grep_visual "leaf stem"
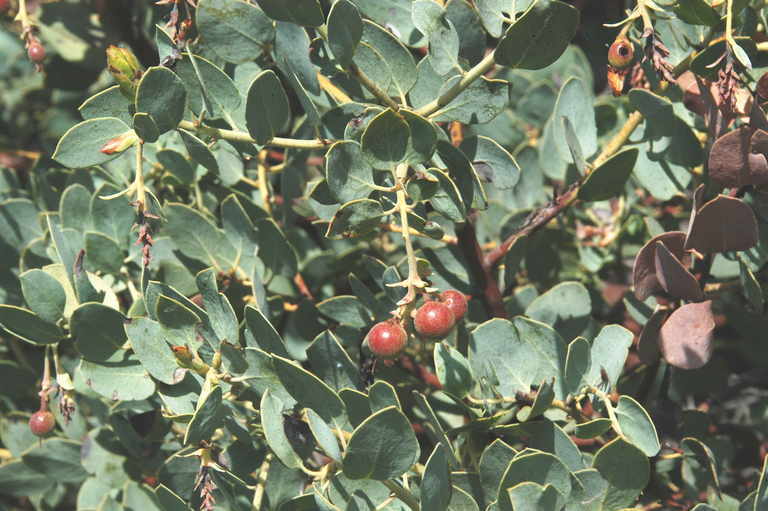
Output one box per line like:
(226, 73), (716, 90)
(177, 120), (333, 150)
(381, 480), (419, 511)
(589, 386), (624, 437)
(591, 111), (643, 168)
(134, 141), (146, 213)
(349, 63), (402, 112)
(391, 163), (426, 306)
(250, 453), (272, 510)
(257, 150), (273, 216)
(415, 50), (496, 117)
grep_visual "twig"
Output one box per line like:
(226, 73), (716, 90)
(257, 150), (272, 216)
(177, 120), (333, 150)
(348, 64), (401, 112)
(381, 480), (419, 511)
(389, 163), (427, 306)
(456, 220), (506, 317)
(250, 454), (272, 510)
(379, 222), (458, 245)
(415, 51), (496, 117)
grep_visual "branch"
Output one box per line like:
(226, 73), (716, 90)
(349, 63), (402, 112)
(415, 51), (497, 117)
(176, 120), (333, 150)
(381, 480), (419, 511)
(456, 220), (507, 318)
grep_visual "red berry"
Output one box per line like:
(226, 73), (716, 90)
(413, 301), (455, 338)
(0, 0), (9, 13)
(366, 320), (407, 358)
(27, 41), (45, 63)
(440, 290), (468, 320)
(607, 38), (634, 69)
(29, 410), (55, 437)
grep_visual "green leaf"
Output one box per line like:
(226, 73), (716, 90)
(459, 136), (519, 191)
(133, 113), (159, 144)
(574, 418), (613, 439)
(506, 482), (562, 511)
(156, 294), (201, 345)
(361, 109), (410, 166)
(614, 396), (661, 457)
(78, 355), (156, 401)
(564, 337), (591, 397)
(174, 53), (241, 120)
(434, 342), (473, 398)
(578, 148), (638, 202)
(412, 1), (460, 75)
(479, 439), (518, 506)
(739, 255), (765, 313)
(307, 409), (342, 461)
(21, 438), (88, 484)
(353, 0), (424, 46)
(342, 405), (420, 480)
(368, 380), (401, 412)
(325, 141), (376, 203)
(497, 451), (571, 510)
(340, 388), (372, 428)
(430, 74), (510, 124)
(0, 461), (52, 497)
(256, 218), (298, 279)
(124, 317), (180, 384)
(327, 0), (363, 67)
(422, 444), (452, 511)
(79, 85), (132, 124)
(164, 203), (236, 270)
(60, 183), (92, 232)
(52, 117), (133, 168)
(84, 232), (123, 274)
(255, 0), (324, 26)
(260, 389), (302, 468)
(629, 89), (676, 137)
(586, 324), (633, 389)
(518, 379), (554, 422)
(525, 281), (592, 342)
(272, 354), (346, 421)
(184, 386), (227, 445)
(71, 302), (126, 362)
(307, 330), (360, 391)
(495, 420), (585, 472)
(196, 268), (239, 347)
(197, 0), (274, 63)
(0, 305), (62, 345)
(245, 70), (290, 145)
(681, 437), (722, 499)
(674, 0), (721, 26)
(19, 269), (67, 324)
(154, 484), (187, 511)
(550, 77), (597, 163)
(157, 149), (196, 185)
(495, 0), (579, 70)
(355, 20), (418, 98)
(317, 295), (371, 328)
(326, 199), (385, 239)
(136, 66), (187, 134)
(592, 437), (649, 508)
(178, 129), (219, 173)
(245, 305), (289, 357)
(469, 317), (567, 400)
(90, 183), (134, 245)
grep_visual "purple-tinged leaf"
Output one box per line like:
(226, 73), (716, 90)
(659, 301), (715, 369)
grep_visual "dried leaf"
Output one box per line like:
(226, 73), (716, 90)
(659, 301), (715, 369)
(708, 127), (768, 187)
(632, 231), (687, 301)
(653, 242), (703, 302)
(685, 195), (758, 253)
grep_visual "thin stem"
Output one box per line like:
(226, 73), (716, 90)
(251, 454), (272, 510)
(589, 386), (624, 437)
(391, 163), (426, 306)
(591, 111), (643, 168)
(381, 480), (419, 511)
(134, 142), (145, 213)
(415, 51), (496, 117)
(380, 222), (458, 245)
(349, 63), (401, 112)
(177, 120), (333, 150)
(257, 150), (273, 216)
(725, 0), (734, 46)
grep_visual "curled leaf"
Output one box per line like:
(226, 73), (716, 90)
(659, 301), (715, 369)
(653, 242), (703, 302)
(708, 126), (768, 188)
(632, 231), (687, 301)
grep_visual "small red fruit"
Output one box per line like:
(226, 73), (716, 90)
(607, 37), (634, 69)
(0, 0), (10, 13)
(440, 290), (468, 320)
(366, 320), (407, 358)
(414, 301), (455, 338)
(27, 41), (45, 63)
(29, 410), (55, 437)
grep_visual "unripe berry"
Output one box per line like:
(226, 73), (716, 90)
(607, 37), (634, 69)
(29, 410), (55, 437)
(27, 41), (45, 63)
(366, 320), (407, 358)
(413, 301), (455, 338)
(440, 290), (468, 320)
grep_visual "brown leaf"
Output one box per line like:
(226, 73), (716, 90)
(659, 301), (715, 370)
(632, 231), (687, 301)
(708, 127), (768, 188)
(685, 195), (758, 253)
(638, 307), (668, 365)
(653, 242), (703, 302)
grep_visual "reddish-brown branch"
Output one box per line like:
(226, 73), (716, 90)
(456, 219), (507, 318)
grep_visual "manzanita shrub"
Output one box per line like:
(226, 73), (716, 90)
(1, 0), (768, 509)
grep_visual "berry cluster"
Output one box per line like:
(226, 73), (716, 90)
(364, 290), (468, 359)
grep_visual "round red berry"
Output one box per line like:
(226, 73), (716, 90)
(366, 320), (407, 358)
(607, 38), (634, 69)
(413, 301), (455, 338)
(27, 41), (45, 63)
(29, 410), (55, 437)
(440, 290), (468, 320)
(0, 0), (9, 13)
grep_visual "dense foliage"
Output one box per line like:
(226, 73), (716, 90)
(1, 0), (768, 509)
